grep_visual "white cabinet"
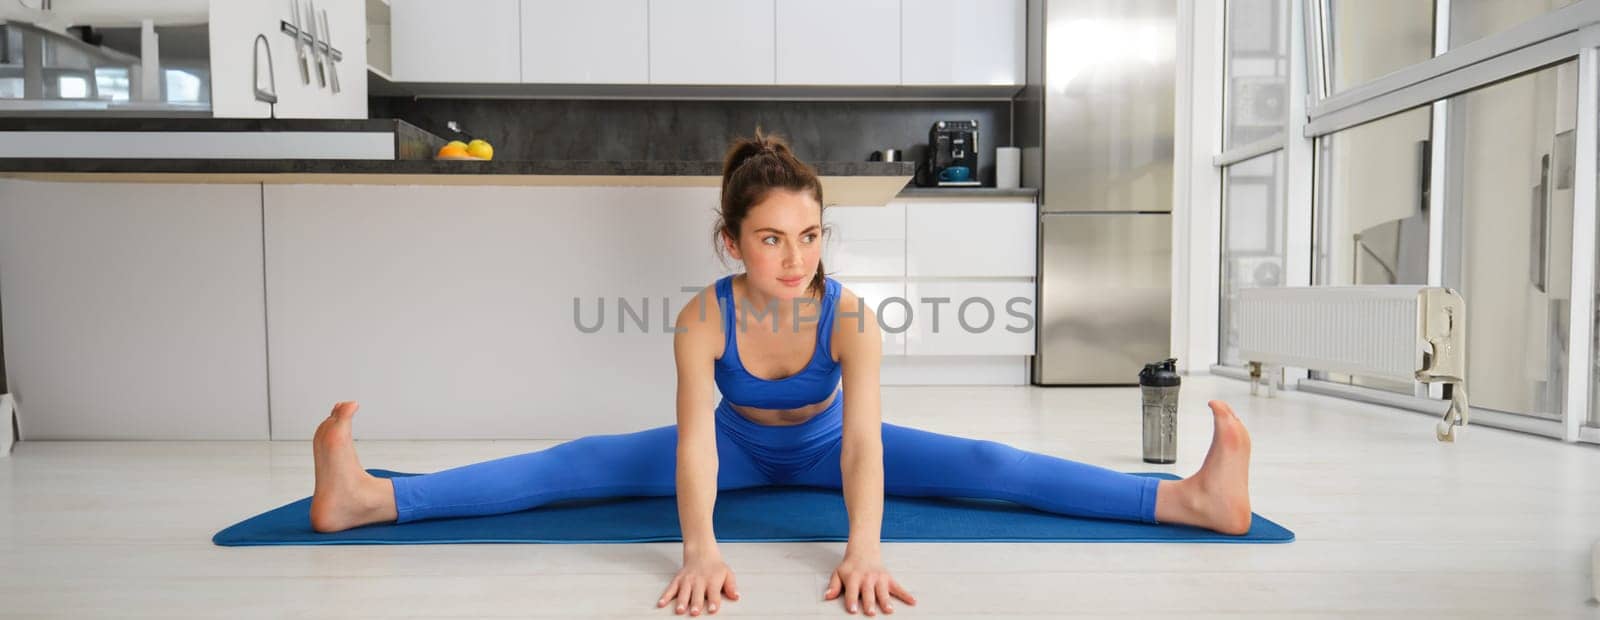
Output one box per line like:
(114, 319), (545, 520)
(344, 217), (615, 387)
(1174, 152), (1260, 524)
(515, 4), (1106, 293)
(649, 0), (775, 84)
(824, 202), (904, 278)
(827, 197), (1039, 362)
(385, 0), (1027, 88)
(906, 199), (1036, 277)
(263, 185), (734, 440)
(211, 0), (367, 118)
(902, 0), (1025, 85)
(900, 196), (1037, 361)
(521, 0), (649, 83)
(0, 181), (270, 439)
(775, 0), (899, 85)
(825, 203), (906, 355)
(390, 0), (521, 83)
(904, 280), (1035, 355)
(834, 278), (907, 356)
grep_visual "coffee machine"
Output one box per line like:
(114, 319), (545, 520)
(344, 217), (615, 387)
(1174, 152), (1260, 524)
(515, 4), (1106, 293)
(920, 120), (981, 187)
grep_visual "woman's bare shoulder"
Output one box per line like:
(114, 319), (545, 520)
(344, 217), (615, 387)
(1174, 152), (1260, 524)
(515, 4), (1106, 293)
(674, 281), (726, 359)
(830, 285), (881, 360)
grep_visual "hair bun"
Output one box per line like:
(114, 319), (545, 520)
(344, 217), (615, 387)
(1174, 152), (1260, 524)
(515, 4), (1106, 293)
(723, 129), (785, 176)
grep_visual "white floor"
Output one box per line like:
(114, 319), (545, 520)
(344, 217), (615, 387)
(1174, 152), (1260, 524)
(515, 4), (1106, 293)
(3, 376), (1599, 618)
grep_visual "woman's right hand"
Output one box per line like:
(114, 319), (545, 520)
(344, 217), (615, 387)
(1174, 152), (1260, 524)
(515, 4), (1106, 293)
(658, 549), (740, 616)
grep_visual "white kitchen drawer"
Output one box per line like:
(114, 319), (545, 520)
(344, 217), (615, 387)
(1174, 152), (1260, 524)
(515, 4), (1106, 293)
(391, 0), (522, 83)
(906, 200), (1036, 277)
(825, 238), (904, 278)
(521, 0), (649, 83)
(824, 202), (905, 277)
(825, 202), (905, 239)
(833, 278), (907, 356)
(649, 0), (776, 84)
(776, 0), (899, 85)
(904, 280), (1035, 356)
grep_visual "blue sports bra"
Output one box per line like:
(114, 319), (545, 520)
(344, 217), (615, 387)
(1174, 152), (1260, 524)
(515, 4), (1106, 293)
(712, 274), (842, 410)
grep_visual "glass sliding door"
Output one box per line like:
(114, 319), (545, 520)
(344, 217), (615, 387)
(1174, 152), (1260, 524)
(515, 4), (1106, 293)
(1225, 0), (1290, 148)
(1220, 151), (1289, 366)
(1315, 107), (1434, 289)
(1449, 0), (1579, 50)
(1447, 59), (1580, 421)
(1323, 0), (1434, 95)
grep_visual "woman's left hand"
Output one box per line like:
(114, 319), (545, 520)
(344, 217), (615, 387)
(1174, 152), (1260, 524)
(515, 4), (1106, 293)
(824, 552), (916, 615)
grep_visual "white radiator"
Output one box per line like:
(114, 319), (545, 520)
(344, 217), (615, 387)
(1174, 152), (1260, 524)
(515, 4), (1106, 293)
(1238, 286), (1469, 441)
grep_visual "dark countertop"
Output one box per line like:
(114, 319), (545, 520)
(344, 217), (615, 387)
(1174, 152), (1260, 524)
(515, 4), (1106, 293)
(0, 117), (448, 160)
(0, 117), (928, 180)
(895, 187), (1038, 198)
(0, 158), (914, 177)
(0, 117), (914, 177)
(0, 117), (916, 205)
(0, 157), (915, 205)
(0, 118), (418, 132)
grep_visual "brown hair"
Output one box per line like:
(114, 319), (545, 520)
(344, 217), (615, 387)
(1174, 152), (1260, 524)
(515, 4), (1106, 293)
(713, 128), (828, 297)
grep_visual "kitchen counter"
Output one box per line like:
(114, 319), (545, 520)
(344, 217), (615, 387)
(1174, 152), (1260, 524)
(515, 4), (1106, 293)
(0, 118), (416, 132)
(0, 117), (446, 161)
(0, 157), (909, 176)
(0, 157), (915, 206)
(0, 118), (916, 205)
(895, 187), (1038, 198)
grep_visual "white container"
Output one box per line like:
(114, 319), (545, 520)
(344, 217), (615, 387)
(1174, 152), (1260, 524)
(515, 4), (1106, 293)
(996, 146), (1021, 189)
(1593, 540), (1600, 603)
(0, 393), (13, 456)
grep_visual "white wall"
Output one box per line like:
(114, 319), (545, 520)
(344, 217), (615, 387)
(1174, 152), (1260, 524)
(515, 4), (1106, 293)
(208, 0), (367, 118)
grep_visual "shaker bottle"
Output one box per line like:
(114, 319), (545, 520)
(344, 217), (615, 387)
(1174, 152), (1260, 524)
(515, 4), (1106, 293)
(1139, 358), (1181, 464)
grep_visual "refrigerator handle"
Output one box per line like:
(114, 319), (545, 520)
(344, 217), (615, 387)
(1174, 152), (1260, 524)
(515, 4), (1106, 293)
(1531, 153), (1551, 293)
(1417, 139), (1431, 216)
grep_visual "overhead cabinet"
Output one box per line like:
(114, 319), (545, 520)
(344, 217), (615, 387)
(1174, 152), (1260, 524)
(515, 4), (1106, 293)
(387, 0), (1024, 88)
(389, 0), (522, 83)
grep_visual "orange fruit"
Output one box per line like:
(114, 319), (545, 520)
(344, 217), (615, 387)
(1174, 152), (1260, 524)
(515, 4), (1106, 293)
(437, 144), (469, 158)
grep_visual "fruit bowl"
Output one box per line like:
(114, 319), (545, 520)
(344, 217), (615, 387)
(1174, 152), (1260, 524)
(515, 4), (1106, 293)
(437, 138), (495, 161)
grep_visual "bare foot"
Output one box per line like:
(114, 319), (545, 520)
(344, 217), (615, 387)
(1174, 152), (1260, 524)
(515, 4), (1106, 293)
(309, 401), (398, 533)
(1155, 400), (1253, 535)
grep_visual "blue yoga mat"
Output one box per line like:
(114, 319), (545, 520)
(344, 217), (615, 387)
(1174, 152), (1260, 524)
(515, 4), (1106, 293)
(213, 469), (1293, 546)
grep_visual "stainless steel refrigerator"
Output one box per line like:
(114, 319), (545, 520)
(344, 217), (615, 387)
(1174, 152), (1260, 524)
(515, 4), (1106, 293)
(1019, 0), (1176, 385)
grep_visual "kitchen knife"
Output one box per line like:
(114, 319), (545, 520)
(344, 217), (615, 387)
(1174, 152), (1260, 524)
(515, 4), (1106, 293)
(308, 0), (326, 87)
(320, 8), (340, 93)
(290, 0), (309, 84)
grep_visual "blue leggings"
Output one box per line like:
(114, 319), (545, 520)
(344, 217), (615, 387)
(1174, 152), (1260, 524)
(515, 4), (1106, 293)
(390, 394), (1162, 525)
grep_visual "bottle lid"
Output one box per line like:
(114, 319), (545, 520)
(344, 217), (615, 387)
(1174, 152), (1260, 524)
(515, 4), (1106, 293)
(1139, 358), (1180, 387)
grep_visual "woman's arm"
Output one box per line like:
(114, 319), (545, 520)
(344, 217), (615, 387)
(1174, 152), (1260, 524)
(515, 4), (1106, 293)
(836, 292), (885, 558)
(673, 289), (722, 555)
(825, 290), (914, 615)
(657, 288), (741, 616)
